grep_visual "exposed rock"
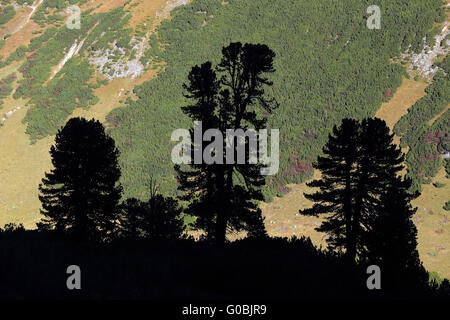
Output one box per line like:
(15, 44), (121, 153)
(50, 39), (85, 80)
(401, 22), (450, 82)
(88, 0), (191, 81)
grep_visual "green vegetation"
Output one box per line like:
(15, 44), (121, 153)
(0, 5), (15, 25)
(0, 0), (444, 202)
(22, 57), (97, 141)
(140, 33), (163, 66)
(433, 181), (446, 188)
(444, 200), (450, 211)
(15, 0), (35, 5)
(5, 6), (135, 141)
(12, 12), (100, 140)
(32, 0), (89, 27)
(429, 271), (444, 285)
(81, 8), (133, 53)
(394, 56), (450, 193)
(0, 72), (16, 109)
(105, 0), (444, 200)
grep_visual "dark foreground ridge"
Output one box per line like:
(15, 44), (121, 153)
(0, 229), (448, 300)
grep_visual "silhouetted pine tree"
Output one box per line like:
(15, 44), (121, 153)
(37, 117), (122, 242)
(301, 118), (360, 259)
(176, 43), (276, 246)
(175, 62), (221, 241)
(362, 178), (427, 291)
(353, 118), (406, 259)
(301, 118), (407, 262)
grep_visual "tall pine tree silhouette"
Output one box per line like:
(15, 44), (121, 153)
(38, 117), (122, 241)
(176, 43), (277, 246)
(362, 178), (426, 290)
(301, 118), (408, 262)
(300, 119), (360, 259)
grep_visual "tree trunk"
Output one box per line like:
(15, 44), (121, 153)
(215, 166), (230, 247)
(344, 161), (356, 263)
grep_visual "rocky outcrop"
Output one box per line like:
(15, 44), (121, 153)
(402, 22), (450, 82)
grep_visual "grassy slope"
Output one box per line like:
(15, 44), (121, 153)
(0, 0), (168, 227)
(0, 5), (41, 58)
(261, 77), (450, 279)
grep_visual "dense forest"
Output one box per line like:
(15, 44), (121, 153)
(105, 0), (445, 200)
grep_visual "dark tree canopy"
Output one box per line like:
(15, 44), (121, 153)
(362, 178), (427, 290)
(118, 181), (185, 240)
(37, 117), (123, 241)
(176, 42), (276, 246)
(301, 118), (414, 263)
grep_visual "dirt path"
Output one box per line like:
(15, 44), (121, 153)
(429, 104), (450, 125)
(49, 40), (83, 80)
(8, 0), (43, 37)
(49, 20), (100, 81)
(0, 1), (43, 58)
